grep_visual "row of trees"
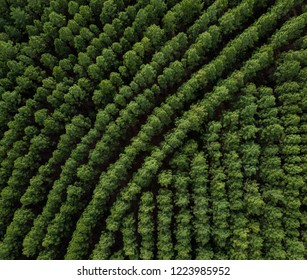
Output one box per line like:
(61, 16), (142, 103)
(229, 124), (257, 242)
(137, 192), (155, 259)
(190, 152), (211, 259)
(275, 54), (306, 259)
(170, 141), (197, 259)
(224, 85), (261, 259)
(204, 120), (229, 259)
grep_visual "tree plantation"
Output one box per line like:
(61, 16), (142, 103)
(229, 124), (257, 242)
(0, 0), (306, 259)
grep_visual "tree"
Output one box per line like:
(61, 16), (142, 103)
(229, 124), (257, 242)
(40, 53), (58, 70)
(100, 0), (124, 24)
(162, 11), (176, 35)
(49, 11), (66, 28)
(59, 26), (74, 43)
(93, 79), (116, 107)
(64, 84), (86, 106)
(123, 50), (142, 76)
(144, 24), (165, 49)
(68, 1), (79, 16)
(10, 7), (31, 31)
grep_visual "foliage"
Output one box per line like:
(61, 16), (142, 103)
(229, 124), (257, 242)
(0, 0), (306, 260)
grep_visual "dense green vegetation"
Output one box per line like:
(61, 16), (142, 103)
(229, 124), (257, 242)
(0, 0), (306, 259)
